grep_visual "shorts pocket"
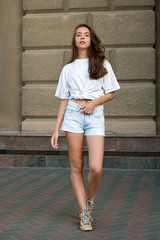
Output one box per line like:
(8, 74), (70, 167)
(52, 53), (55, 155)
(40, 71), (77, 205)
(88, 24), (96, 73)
(93, 107), (104, 118)
(64, 108), (75, 122)
(91, 109), (104, 127)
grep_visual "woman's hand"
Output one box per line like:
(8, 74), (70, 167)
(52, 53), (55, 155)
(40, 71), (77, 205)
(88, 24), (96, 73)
(80, 92), (115, 114)
(51, 130), (59, 149)
(80, 99), (99, 114)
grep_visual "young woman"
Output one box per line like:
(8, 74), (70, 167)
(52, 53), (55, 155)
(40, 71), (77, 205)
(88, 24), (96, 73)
(51, 23), (120, 231)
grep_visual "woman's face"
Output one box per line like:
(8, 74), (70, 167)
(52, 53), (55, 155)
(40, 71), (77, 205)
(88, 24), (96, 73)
(75, 27), (91, 50)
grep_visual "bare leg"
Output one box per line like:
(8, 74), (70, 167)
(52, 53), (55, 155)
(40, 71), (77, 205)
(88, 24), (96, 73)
(86, 135), (104, 200)
(65, 131), (87, 210)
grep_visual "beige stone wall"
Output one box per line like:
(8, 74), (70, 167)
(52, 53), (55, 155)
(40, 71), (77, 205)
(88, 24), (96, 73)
(0, 0), (156, 135)
(156, 0), (160, 134)
(0, 0), (22, 132)
(21, 0), (156, 135)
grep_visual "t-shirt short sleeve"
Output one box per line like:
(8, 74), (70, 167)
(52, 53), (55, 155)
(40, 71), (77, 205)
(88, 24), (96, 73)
(103, 60), (120, 94)
(55, 65), (70, 99)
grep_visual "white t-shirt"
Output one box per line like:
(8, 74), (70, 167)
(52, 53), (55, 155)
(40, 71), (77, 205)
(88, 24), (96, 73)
(55, 58), (120, 100)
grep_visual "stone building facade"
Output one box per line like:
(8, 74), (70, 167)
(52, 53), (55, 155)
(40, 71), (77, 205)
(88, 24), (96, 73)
(0, 0), (160, 136)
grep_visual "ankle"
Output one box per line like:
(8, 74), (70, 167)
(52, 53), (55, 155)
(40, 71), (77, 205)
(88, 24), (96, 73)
(79, 208), (87, 212)
(86, 194), (94, 201)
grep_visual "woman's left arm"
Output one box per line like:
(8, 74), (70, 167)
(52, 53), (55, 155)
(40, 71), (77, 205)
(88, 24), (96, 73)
(81, 91), (115, 114)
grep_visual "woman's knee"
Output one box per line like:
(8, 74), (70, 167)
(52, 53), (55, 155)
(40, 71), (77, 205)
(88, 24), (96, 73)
(89, 166), (103, 178)
(70, 162), (83, 175)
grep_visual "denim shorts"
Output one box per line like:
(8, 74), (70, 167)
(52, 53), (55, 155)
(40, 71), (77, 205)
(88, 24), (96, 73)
(61, 100), (105, 136)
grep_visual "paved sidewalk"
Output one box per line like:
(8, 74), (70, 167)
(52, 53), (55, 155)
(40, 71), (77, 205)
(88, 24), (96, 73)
(0, 168), (160, 240)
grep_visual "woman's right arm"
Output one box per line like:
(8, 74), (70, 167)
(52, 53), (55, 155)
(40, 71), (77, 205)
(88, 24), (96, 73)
(51, 99), (68, 149)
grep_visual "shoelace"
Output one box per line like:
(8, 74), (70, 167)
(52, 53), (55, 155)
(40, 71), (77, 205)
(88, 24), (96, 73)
(81, 210), (93, 225)
(87, 199), (95, 211)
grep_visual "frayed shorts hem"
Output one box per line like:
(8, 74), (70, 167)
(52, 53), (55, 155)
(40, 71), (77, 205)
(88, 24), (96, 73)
(61, 128), (105, 136)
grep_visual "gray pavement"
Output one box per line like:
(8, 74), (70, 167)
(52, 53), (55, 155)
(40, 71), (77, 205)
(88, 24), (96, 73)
(0, 168), (160, 240)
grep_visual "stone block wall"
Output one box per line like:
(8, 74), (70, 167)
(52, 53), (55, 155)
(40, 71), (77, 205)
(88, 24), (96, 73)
(22, 0), (156, 135)
(0, 0), (22, 132)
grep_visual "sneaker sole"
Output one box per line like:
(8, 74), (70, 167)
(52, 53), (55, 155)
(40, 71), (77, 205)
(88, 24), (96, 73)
(80, 225), (92, 231)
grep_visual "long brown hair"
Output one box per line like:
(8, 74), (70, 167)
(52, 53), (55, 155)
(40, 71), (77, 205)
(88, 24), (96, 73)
(68, 23), (107, 80)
